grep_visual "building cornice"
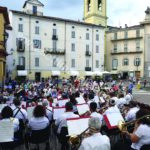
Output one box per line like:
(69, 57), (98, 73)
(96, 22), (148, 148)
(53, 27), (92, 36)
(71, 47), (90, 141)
(11, 10), (105, 28)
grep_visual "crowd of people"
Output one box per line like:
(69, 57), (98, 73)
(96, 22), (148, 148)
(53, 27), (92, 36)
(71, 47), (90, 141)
(0, 77), (150, 150)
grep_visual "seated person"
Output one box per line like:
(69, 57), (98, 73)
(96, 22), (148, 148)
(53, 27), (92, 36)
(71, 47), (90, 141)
(123, 108), (150, 150)
(125, 101), (139, 122)
(55, 102), (79, 134)
(28, 105), (49, 130)
(12, 98), (28, 123)
(79, 117), (110, 150)
(90, 102), (103, 121)
(1, 106), (19, 132)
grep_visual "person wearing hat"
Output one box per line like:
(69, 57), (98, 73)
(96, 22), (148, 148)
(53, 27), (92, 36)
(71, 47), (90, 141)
(79, 117), (110, 150)
(103, 98), (120, 115)
(125, 101), (140, 122)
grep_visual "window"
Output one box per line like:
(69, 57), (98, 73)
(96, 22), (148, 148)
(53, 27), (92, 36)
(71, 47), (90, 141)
(71, 31), (75, 38)
(123, 58), (129, 66)
(112, 59), (118, 70)
(124, 31), (128, 38)
(86, 59), (89, 67)
(134, 58), (141, 66)
(53, 29), (57, 35)
(18, 24), (23, 32)
(35, 57), (39, 67)
(98, 0), (102, 11)
(33, 40), (41, 49)
(96, 60), (99, 68)
(96, 45), (99, 53)
(35, 26), (39, 34)
(53, 58), (57, 67)
(136, 40), (140, 51)
(96, 34), (99, 41)
(136, 30), (140, 37)
(86, 33), (89, 40)
(87, 0), (91, 12)
(52, 40), (57, 50)
(114, 32), (117, 40)
(71, 59), (75, 68)
(124, 42), (128, 52)
(113, 43), (117, 52)
(16, 38), (25, 51)
(86, 44), (89, 52)
(18, 56), (25, 66)
(71, 43), (75, 51)
(33, 6), (37, 14)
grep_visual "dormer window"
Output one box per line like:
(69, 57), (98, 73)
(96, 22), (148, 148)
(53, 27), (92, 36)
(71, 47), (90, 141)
(33, 6), (37, 15)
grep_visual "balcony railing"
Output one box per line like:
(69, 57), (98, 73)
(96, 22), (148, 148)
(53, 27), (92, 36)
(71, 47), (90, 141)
(111, 49), (143, 55)
(85, 51), (92, 56)
(111, 36), (143, 41)
(16, 65), (25, 70)
(52, 35), (58, 40)
(44, 48), (65, 55)
(85, 67), (91, 71)
(17, 47), (25, 52)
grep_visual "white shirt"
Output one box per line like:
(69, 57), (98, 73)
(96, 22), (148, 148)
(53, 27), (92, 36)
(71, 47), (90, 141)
(55, 111), (79, 134)
(13, 106), (28, 122)
(79, 133), (110, 150)
(1, 118), (19, 132)
(125, 107), (139, 121)
(104, 106), (120, 115)
(91, 112), (103, 122)
(28, 116), (49, 130)
(125, 93), (133, 104)
(116, 97), (126, 109)
(131, 124), (150, 150)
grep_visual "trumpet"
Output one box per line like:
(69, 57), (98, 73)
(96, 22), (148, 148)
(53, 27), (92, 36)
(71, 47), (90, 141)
(69, 128), (89, 145)
(118, 115), (150, 131)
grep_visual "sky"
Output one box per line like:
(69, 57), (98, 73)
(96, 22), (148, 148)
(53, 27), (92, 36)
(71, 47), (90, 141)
(0, 0), (150, 27)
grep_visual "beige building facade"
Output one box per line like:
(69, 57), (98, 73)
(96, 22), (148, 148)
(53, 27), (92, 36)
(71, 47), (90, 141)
(106, 25), (144, 80)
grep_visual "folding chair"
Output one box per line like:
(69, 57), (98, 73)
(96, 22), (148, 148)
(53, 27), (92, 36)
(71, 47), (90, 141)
(26, 126), (50, 150)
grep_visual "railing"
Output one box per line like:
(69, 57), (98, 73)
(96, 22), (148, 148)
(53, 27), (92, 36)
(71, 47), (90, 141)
(85, 67), (91, 71)
(44, 48), (65, 55)
(111, 36), (143, 41)
(111, 49), (143, 55)
(52, 35), (58, 40)
(85, 51), (92, 56)
(16, 65), (25, 70)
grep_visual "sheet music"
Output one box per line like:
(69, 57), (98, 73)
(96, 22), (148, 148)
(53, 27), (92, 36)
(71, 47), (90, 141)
(76, 97), (85, 104)
(94, 96), (99, 102)
(0, 119), (14, 142)
(53, 107), (66, 120)
(67, 117), (89, 136)
(100, 97), (105, 103)
(27, 107), (35, 120)
(77, 104), (90, 115)
(0, 104), (7, 113)
(58, 99), (69, 107)
(107, 113), (124, 127)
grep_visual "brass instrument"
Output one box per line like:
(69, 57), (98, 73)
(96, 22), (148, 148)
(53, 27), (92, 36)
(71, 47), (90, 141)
(69, 128), (89, 145)
(118, 115), (150, 131)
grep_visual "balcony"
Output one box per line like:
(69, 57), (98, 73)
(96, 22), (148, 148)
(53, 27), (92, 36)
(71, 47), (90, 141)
(17, 47), (25, 52)
(85, 67), (91, 71)
(111, 49), (143, 55)
(85, 51), (91, 56)
(52, 35), (58, 40)
(16, 65), (25, 70)
(111, 36), (143, 42)
(44, 48), (65, 55)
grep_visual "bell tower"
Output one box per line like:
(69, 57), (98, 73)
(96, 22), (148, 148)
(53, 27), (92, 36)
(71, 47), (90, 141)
(84, 0), (107, 26)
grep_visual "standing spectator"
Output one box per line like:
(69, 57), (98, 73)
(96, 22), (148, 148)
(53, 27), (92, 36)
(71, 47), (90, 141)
(144, 79), (147, 88)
